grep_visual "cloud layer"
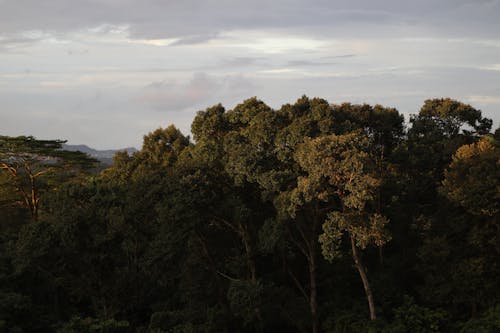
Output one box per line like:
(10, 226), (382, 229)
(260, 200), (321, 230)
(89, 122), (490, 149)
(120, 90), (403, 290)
(2, 0), (500, 40)
(0, 0), (499, 148)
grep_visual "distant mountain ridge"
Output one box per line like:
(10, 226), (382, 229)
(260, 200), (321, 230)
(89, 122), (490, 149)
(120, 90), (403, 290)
(62, 144), (138, 165)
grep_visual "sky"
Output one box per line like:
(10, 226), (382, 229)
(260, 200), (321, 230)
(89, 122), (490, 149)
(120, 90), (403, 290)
(1, 0), (499, 149)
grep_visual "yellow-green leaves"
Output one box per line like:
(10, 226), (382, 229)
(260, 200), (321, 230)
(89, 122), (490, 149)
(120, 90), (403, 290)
(442, 137), (500, 216)
(291, 131), (390, 260)
(293, 131), (376, 210)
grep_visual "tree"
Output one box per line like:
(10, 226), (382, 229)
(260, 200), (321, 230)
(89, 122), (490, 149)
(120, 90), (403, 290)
(293, 131), (390, 320)
(236, 96), (329, 333)
(140, 125), (191, 167)
(417, 98), (492, 137)
(406, 101), (496, 319)
(442, 137), (499, 217)
(100, 125), (190, 184)
(406, 98), (493, 189)
(189, 99), (276, 331)
(0, 135), (97, 221)
(222, 96), (403, 330)
(333, 102), (404, 156)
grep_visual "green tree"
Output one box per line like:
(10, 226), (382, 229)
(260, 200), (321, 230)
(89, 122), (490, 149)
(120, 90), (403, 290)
(383, 296), (446, 333)
(292, 131), (390, 320)
(418, 98), (492, 137)
(442, 137), (499, 217)
(406, 100), (496, 320)
(222, 96), (404, 331)
(0, 135), (97, 220)
(404, 98), (493, 200)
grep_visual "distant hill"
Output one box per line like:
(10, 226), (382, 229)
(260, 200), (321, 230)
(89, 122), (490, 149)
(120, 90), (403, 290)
(62, 144), (138, 165)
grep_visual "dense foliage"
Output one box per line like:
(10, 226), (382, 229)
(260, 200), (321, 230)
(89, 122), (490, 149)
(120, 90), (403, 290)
(1, 97), (499, 332)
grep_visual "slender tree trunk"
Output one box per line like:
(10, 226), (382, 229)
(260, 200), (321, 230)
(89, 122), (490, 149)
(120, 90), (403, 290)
(350, 236), (376, 320)
(29, 174), (39, 221)
(239, 223), (257, 282)
(309, 246), (319, 333)
(6, 167), (33, 219)
(238, 223), (263, 333)
(290, 214), (320, 333)
(308, 216), (319, 333)
(378, 245), (384, 267)
(211, 215), (262, 330)
(197, 234), (231, 317)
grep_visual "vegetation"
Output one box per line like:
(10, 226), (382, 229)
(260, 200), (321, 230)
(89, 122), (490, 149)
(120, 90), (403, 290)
(0, 96), (498, 332)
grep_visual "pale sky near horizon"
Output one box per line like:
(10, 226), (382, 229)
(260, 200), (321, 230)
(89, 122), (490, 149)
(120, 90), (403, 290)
(1, 0), (499, 149)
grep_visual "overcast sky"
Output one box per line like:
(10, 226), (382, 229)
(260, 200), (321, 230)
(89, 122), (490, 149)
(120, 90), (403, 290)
(1, 0), (499, 148)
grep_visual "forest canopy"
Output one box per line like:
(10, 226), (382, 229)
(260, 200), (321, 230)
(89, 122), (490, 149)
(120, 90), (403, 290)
(0, 96), (499, 333)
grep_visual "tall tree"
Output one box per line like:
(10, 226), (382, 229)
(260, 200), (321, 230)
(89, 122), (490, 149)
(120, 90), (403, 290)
(405, 100), (496, 320)
(293, 131), (390, 320)
(0, 135), (97, 221)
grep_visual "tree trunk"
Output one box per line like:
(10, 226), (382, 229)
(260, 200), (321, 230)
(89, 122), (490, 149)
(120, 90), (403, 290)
(308, 217), (319, 333)
(350, 236), (376, 320)
(238, 222), (263, 332)
(309, 246), (319, 333)
(239, 222), (257, 282)
(378, 245), (384, 268)
(290, 213), (320, 333)
(197, 234), (231, 316)
(29, 174), (39, 221)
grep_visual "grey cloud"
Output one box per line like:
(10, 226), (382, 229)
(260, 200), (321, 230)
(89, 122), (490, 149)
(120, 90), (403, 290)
(287, 60), (337, 67)
(246, 64), (500, 121)
(220, 74), (256, 98)
(0, 0), (499, 43)
(284, 55), (356, 67)
(321, 54), (357, 59)
(66, 48), (89, 56)
(1, 0), (499, 149)
(191, 57), (269, 72)
(136, 73), (219, 111)
(170, 34), (220, 46)
(220, 57), (263, 67)
(0, 35), (42, 52)
(135, 72), (255, 111)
